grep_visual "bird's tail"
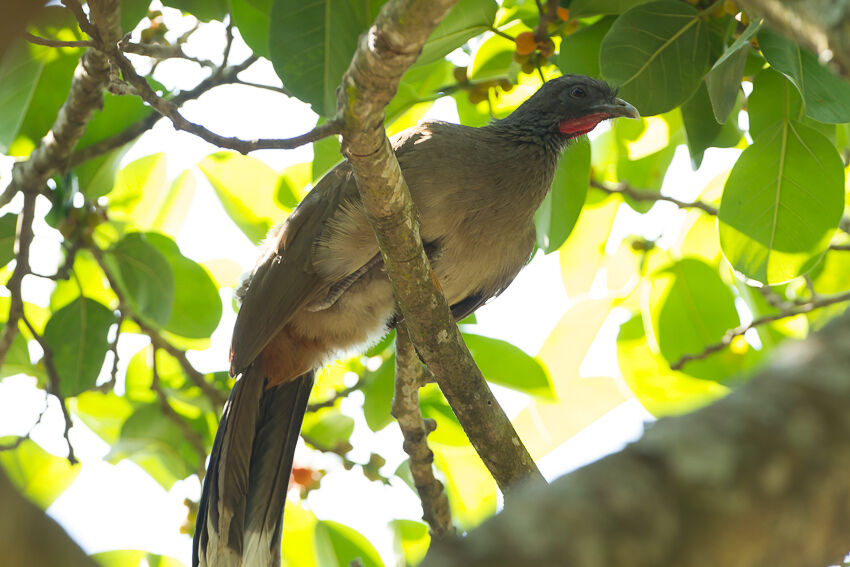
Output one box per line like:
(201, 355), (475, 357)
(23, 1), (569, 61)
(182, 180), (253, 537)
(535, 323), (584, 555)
(193, 366), (314, 567)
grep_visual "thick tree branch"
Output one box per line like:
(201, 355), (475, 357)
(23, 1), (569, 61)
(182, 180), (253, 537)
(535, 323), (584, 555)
(423, 308), (850, 566)
(392, 325), (454, 539)
(5, 0), (121, 206)
(337, 0), (545, 493)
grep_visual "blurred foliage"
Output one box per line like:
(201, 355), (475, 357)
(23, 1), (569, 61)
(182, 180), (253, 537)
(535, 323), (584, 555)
(3, 0), (850, 565)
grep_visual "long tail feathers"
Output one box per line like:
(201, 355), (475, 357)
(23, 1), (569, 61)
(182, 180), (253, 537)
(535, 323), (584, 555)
(193, 367), (315, 567)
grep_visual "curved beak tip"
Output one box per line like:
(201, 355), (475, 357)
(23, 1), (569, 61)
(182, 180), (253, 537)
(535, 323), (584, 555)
(613, 98), (640, 120)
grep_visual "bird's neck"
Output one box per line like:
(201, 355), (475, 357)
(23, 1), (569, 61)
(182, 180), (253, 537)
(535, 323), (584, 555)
(486, 113), (573, 156)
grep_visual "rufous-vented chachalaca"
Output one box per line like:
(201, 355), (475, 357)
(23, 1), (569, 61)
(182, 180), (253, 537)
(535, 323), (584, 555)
(193, 75), (639, 567)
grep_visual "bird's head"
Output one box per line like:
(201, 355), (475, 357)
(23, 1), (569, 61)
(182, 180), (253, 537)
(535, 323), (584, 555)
(499, 75), (640, 145)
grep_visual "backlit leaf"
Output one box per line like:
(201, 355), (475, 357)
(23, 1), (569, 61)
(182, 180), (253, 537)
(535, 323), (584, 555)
(0, 439), (79, 509)
(719, 120), (844, 284)
(42, 297), (115, 397)
(199, 151), (290, 243)
(104, 233), (175, 326)
(759, 28), (850, 124)
(145, 232), (222, 339)
(535, 138), (590, 253)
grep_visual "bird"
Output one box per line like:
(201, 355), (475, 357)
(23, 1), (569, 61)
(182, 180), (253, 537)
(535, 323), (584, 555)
(192, 74), (639, 567)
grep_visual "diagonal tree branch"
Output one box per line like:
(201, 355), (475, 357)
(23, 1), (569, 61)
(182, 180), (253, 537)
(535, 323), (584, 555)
(337, 0), (545, 493)
(5, 0), (121, 206)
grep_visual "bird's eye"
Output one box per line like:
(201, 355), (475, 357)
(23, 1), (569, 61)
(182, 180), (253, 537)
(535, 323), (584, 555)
(570, 86), (586, 98)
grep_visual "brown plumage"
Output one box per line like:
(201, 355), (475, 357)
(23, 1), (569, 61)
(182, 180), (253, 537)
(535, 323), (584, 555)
(194, 75), (639, 567)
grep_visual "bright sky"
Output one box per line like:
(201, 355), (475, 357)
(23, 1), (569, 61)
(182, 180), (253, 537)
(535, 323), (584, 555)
(0, 6), (746, 565)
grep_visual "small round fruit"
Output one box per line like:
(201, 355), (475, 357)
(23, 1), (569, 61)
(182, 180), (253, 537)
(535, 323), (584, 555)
(538, 38), (555, 57)
(515, 31), (536, 56)
(557, 7), (570, 21)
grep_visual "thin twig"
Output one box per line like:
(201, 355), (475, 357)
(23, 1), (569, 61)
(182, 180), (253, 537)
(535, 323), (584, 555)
(21, 314), (77, 465)
(591, 179), (719, 215)
(534, 0), (559, 42)
(0, 391), (49, 452)
(61, 0), (98, 40)
(69, 55), (259, 166)
(671, 290), (850, 370)
(123, 41), (217, 68)
(106, 40), (341, 154)
(0, 191), (37, 371)
(306, 381), (362, 412)
(392, 325), (454, 539)
(99, 313), (123, 392)
(24, 33), (94, 49)
(830, 244), (850, 251)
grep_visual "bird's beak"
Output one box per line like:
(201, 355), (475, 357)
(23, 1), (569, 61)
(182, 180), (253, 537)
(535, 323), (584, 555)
(593, 98), (640, 120)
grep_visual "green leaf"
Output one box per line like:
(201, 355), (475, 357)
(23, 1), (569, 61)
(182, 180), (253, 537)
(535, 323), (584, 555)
(469, 34), (513, 82)
(705, 19), (761, 123)
(617, 314), (728, 417)
(42, 297), (115, 397)
(0, 213), (18, 268)
(650, 258), (749, 380)
(0, 439), (79, 509)
(144, 232), (222, 339)
(76, 146), (133, 201)
(386, 58), (453, 125)
(104, 153), (169, 226)
(718, 120), (844, 284)
(301, 408), (354, 452)
(120, 0), (152, 33)
(759, 27), (850, 124)
(681, 82), (722, 169)
(162, 0), (228, 21)
(390, 519), (429, 566)
(416, 0), (498, 66)
(557, 17), (615, 79)
(463, 333), (554, 398)
(432, 444), (496, 529)
(570, 0), (653, 17)
(198, 151), (289, 243)
(535, 138), (590, 253)
(231, 0), (272, 58)
(0, 41), (45, 153)
(559, 191), (620, 296)
(747, 68), (802, 139)
(149, 170), (196, 238)
(361, 354), (395, 432)
(600, 0), (709, 116)
(269, 0), (383, 117)
(70, 390), (134, 445)
(315, 520), (385, 567)
(105, 233), (176, 326)
(108, 403), (202, 489)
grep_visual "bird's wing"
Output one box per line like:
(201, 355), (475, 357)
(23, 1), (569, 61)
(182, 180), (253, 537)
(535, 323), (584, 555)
(229, 164), (358, 374)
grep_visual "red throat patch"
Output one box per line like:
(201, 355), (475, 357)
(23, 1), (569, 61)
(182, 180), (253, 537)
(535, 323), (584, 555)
(559, 113), (608, 137)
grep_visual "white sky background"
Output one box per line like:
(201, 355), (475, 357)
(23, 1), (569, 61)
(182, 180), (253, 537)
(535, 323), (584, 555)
(0, 7), (746, 565)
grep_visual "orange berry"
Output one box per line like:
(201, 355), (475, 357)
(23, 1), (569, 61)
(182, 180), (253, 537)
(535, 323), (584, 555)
(538, 38), (555, 57)
(515, 31), (536, 56)
(557, 7), (570, 21)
